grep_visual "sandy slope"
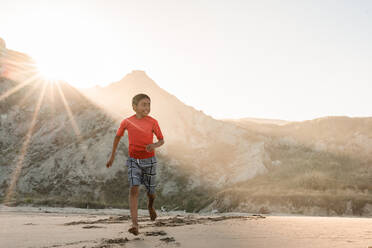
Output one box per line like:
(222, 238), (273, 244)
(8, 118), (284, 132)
(0, 205), (371, 248)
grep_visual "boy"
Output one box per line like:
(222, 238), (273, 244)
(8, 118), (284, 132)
(106, 93), (164, 235)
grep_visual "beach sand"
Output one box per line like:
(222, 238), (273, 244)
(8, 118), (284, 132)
(0, 205), (371, 248)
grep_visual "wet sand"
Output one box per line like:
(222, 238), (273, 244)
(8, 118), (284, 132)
(0, 205), (371, 248)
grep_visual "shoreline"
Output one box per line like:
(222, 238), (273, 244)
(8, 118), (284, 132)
(1, 204), (370, 219)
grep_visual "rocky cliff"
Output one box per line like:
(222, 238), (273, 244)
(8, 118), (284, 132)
(1, 39), (371, 216)
(0, 42), (267, 212)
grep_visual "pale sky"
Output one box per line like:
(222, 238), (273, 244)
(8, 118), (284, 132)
(1, 0), (371, 121)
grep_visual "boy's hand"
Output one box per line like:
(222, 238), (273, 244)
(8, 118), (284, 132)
(146, 144), (156, 152)
(106, 157), (114, 168)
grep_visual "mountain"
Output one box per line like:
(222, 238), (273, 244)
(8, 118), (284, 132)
(0, 41), (267, 212)
(1, 39), (371, 216)
(0, 75), (217, 211)
(224, 117), (290, 126)
(0, 77), (126, 205)
(214, 117), (372, 215)
(82, 72), (372, 216)
(0, 39), (37, 83)
(81, 70), (268, 187)
(225, 116), (372, 160)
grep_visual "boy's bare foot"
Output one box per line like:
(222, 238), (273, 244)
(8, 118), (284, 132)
(128, 225), (139, 235)
(148, 206), (157, 221)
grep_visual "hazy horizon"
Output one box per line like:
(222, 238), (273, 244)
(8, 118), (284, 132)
(1, 0), (371, 121)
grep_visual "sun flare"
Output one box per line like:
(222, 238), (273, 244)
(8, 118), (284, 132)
(36, 59), (64, 82)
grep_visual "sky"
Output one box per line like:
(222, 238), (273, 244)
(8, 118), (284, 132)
(0, 0), (371, 121)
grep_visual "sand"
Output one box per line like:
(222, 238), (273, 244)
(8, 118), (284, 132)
(0, 205), (371, 248)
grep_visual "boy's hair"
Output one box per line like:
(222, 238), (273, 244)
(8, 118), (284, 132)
(132, 93), (151, 106)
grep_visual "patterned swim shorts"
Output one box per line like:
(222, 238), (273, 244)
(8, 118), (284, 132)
(126, 156), (157, 194)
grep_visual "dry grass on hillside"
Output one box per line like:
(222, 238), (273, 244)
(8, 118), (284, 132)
(215, 142), (372, 215)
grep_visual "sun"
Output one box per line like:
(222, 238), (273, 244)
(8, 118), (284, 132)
(12, 9), (128, 89)
(35, 57), (91, 88)
(36, 59), (64, 81)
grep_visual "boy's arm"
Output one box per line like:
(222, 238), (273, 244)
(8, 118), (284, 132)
(153, 139), (164, 148)
(147, 120), (164, 152)
(106, 135), (122, 168)
(146, 139), (164, 152)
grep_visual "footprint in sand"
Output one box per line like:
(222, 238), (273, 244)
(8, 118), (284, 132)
(160, 237), (176, 243)
(82, 225), (105, 229)
(144, 230), (167, 236)
(93, 237), (129, 247)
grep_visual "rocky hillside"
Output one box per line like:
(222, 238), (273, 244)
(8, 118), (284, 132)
(225, 116), (372, 160)
(81, 70), (268, 187)
(212, 118), (372, 216)
(0, 38), (37, 83)
(0, 76), (221, 211)
(0, 41), (267, 212)
(1, 40), (371, 216)
(82, 74), (372, 216)
(0, 78), (122, 204)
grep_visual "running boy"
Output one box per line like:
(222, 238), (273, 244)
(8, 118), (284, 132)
(106, 93), (164, 235)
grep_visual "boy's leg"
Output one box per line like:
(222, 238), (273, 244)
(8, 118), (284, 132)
(126, 157), (143, 235)
(138, 156), (157, 221)
(128, 185), (139, 235)
(147, 192), (157, 221)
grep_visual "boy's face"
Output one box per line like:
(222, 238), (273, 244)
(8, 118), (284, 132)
(133, 98), (151, 117)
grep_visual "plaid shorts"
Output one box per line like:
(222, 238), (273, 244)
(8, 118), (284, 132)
(126, 156), (157, 194)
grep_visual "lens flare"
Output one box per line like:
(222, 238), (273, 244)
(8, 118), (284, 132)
(4, 80), (48, 204)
